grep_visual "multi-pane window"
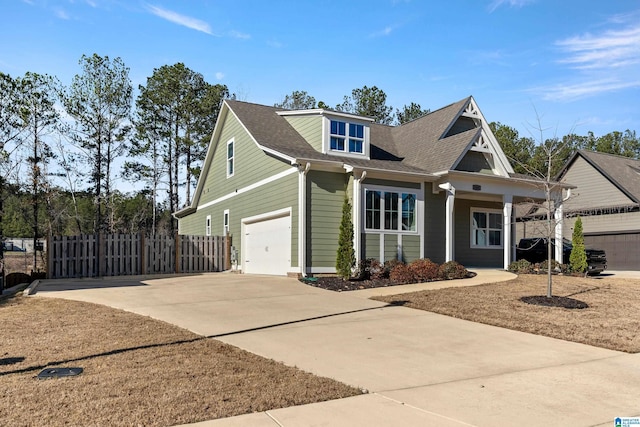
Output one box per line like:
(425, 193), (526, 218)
(223, 210), (229, 235)
(365, 189), (417, 232)
(471, 209), (502, 247)
(330, 120), (365, 154)
(227, 139), (234, 177)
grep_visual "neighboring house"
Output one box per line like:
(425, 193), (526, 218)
(175, 97), (569, 276)
(555, 150), (639, 270)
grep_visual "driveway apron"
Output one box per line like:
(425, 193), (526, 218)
(34, 272), (640, 426)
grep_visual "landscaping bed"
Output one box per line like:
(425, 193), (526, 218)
(0, 295), (362, 427)
(301, 259), (474, 291)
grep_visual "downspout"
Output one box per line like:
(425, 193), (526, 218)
(554, 188), (572, 264)
(298, 162), (311, 277)
(353, 170), (367, 263)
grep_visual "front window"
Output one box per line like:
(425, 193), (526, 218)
(223, 210), (229, 235)
(330, 120), (365, 154)
(366, 189), (417, 232)
(471, 209), (502, 248)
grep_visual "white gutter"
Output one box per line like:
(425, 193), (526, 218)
(298, 162), (311, 277)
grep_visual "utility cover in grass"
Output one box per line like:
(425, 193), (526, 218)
(37, 367), (83, 379)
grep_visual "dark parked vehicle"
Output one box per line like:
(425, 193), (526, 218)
(516, 237), (607, 275)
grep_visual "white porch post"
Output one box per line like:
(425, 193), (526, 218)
(439, 183), (455, 262)
(554, 198), (564, 264)
(503, 194), (513, 270)
(352, 171), (366, 262)
(298, 163), (310, 277)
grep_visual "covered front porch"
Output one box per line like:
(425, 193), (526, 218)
(434, 171), (572, 269)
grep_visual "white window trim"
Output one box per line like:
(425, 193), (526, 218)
(223, 209), (230, 235)
(363, 184), (420, 234)
(470, 208), (503, 249)
(205, 215), (212, 236)
(226, 138), (235, 178)
(322, 116), (370, 159)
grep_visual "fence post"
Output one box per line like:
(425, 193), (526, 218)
(140, 232), (146, 275)
(98, 232), (105, 277)
(46, 234), (52, 279)
(174, 231), (180, 274)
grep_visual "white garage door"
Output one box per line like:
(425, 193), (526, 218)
(244, 214), (291, 275)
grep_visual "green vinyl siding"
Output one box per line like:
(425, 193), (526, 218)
(365, 178), (421, 189)
(284, 115), (323, 151)
(199, 110), (292, 206)
(456, 151), (494, 174)
(307, 170), (348, 268)
(363, 233), (380, 260)
(455, 199), (502, 267)
(401, 234), (420, 262)
(180, 172), (299, 267)
(384, 234), (398, 261)
(423, 189), (446, 264)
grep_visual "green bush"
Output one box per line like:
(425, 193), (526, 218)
(570, 216), (588, 274)
(408, 258), (439, 282)
(438, 261), (468, 280)
(508, 259), (533, 274)
(335, 196), (355, 280)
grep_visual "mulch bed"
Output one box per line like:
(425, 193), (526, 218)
(520, 295), (589, 309)
(300, 272), (476, 292)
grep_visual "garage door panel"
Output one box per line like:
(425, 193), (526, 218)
(585, 233), (640, 270)
(244, 215), (291, 275)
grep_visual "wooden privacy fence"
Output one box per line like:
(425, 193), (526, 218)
(47, 233), (229, 279)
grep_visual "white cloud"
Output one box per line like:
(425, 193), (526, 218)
(370, 25), (394, 38)
(267, 39), (283, 48)
(146, 4), (213, 35)
(488, 0), (535, 13)
(215, 72), (224, 80)
(229, 30), (250, 39)
(537, 78), (640, 102)
(54, 8), (70, 20)
(556, 25), (640, 70)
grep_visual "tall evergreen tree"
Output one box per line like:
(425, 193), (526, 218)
(60, 53), (133, 233)
(570, 216), (588, 274)
(336, 195), (355, 280)
(336, 86), (394, 125)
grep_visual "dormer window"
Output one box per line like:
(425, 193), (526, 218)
(330, 121), (364, 154)
(328, 119), (368, 156)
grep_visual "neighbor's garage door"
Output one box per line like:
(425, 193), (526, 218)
(244, 215), (291, 275)
(585, 232), (640, 271)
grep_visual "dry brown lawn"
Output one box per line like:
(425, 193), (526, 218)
(0, 296), (361, 427)
(374, 274), (640, 353)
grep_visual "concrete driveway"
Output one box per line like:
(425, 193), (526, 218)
(34, 272), (640, 426)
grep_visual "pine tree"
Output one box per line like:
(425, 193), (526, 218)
(336, 195), (355, 280)
(570, 216), (588, 274)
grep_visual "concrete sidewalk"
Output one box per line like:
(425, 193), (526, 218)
(34, 270), (639, 426)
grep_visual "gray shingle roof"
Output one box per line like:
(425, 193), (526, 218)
(225, 96), (478, 175)
(573, 150), (640, 203)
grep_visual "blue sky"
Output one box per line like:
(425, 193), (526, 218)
(2, 0), (639, 139)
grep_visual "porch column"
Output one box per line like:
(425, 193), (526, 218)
(352, 171), (367, 262)
(554, 198), (564, 264)
(439, 183), (455, 262)
(298, 163), (310, 277)
(503, 195), (513, 270)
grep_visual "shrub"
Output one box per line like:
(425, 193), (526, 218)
(508, 259), (533, 274)
(408, 258), (439, 282)
(5, 272), (31, 288)
(335, 196), (355, 280)
(438, 261), (468, 280)
(389, 262), (413, 284)
(356, 258), (384, 280)
(383, 259), (404, 279)
(570, 216), (588, 274)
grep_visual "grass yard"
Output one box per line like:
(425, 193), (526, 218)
(374, 274), (640, 353)
(0, 296), (361, 427)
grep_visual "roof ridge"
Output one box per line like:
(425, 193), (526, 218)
(579, 149), (640, 163)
